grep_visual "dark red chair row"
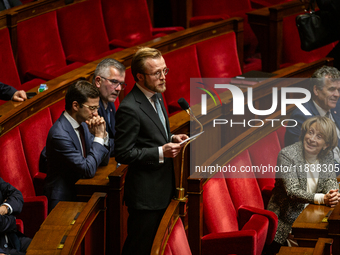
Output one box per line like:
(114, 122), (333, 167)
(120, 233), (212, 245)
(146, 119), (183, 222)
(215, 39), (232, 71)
(0, 28), (45, 106)
(188, 126), (285, 254)
(2, 0), (183, 90)
(0, 98), (65, 238)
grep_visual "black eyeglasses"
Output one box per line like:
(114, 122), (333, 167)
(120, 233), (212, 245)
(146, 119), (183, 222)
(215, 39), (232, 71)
(143, 68), (169, 79)
(100, 76), (127, 90)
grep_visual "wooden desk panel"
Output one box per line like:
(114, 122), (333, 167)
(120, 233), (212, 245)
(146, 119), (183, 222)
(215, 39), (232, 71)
(292, 204), (340, 254)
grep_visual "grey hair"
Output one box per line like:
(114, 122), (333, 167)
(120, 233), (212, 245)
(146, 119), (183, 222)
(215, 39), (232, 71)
(310, 65), (340, 92)
(92, 58), (126, 84)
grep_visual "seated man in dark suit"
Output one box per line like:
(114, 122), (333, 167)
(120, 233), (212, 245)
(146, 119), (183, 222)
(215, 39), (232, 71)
(0, 177), (31, 255)
(92, 58), (126, 157)
(285, 65), (340, 165)
(0, 82), (26, 102)
(44, 80), (112, 212)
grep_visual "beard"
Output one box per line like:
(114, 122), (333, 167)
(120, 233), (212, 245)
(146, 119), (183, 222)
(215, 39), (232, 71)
(145, 80), (166, 93)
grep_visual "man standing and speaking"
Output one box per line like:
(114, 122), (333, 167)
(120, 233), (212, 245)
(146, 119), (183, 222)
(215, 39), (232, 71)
(114, 47), (188, 255)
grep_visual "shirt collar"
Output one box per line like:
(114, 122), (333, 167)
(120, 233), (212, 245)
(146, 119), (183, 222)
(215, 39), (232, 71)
(313, 100), (328, 116)
(136, 82), (156, 100)
(63, 111), (80, 129)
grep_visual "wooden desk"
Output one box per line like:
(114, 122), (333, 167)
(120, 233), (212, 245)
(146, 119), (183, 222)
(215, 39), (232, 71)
(292, 204), (340, 254)
(76, 158), (128, 255)
(278, 238), (333, 255)
(27, 192), (107, 255)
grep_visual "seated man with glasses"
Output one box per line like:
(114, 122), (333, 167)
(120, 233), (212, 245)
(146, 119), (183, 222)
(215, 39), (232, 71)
(43, 80), (113, 212)
(93, 58), (126, 157)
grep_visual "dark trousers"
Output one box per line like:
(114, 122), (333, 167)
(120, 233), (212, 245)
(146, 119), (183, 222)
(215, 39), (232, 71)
(1, 235), (31, 255)
(122, 208), (166, 255)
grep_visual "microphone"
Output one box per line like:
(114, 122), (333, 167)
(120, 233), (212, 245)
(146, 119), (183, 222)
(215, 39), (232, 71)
(176, 98), (204, 201)
(178, 98), (190, 111)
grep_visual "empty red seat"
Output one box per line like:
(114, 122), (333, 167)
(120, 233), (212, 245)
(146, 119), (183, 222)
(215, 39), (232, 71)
(101, 0), (183, 48)
(196, 32), (242, 78)
(202, 172), (269, 255)
(57, 0), (122, 63)
(163, 45), (202, 114)
(0, 127), (48, 238)
(248, 132), (282, 208)
(16, 11), (84, 82)
(0, 28), (45, 104)
(190, 0), (258, 61)
(224, 150), (278, 244)
(19, 108), (53, 196)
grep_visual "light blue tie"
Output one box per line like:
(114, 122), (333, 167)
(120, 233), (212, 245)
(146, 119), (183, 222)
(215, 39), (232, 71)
(152, 94), (168, 137)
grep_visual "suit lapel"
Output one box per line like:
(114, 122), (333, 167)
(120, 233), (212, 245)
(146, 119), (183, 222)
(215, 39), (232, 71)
(59, 113), (83, 154)
(99, 99), (116, 137)
(132, 85), (169, 142)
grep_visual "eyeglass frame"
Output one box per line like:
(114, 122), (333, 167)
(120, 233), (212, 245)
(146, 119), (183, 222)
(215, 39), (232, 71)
(143, 68), (169, 79)
(82, 104), (100, 112)
(100, 76), (127, 90)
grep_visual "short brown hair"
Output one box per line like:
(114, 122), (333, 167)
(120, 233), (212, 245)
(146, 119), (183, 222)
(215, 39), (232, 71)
(65, 80), (100, 111)
(300, 116), (338, 157)
(131, 47), (162, 82)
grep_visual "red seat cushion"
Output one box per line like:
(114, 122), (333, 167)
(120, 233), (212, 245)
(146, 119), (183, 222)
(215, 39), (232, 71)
(167, 219), (192, 255)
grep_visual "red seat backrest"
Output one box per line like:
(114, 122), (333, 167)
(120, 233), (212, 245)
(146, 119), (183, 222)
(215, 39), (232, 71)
(192, 0), (252, 16)
(0, 28), (21, 89)
(163, 45), (202, 114)
(196, 32), (242, 78)
(16, 11), (67, 79)
(276, 126), (286, 148)
(224, 150), (265, 210)
(101, 0), (153, 45)
(166, 219), (192, 255)
(248, 132), (281, 192)
(19, 108), (53, 179)
(203, 172), (239, 234)
(0, 127), (36, 198)
(49, 98), (65, 123)
(57, 0), (110, 62)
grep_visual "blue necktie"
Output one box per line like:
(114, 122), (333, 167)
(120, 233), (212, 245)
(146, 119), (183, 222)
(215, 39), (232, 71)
(152, 94), (168, 137)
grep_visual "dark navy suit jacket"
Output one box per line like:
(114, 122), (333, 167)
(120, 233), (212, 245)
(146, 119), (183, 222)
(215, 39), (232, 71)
(98, 99), (116, 157)
(0, 82), (16, 101)
(285, 99), (340, 148)
(0, 177), (24, 253)
(44, 113), (112, 206)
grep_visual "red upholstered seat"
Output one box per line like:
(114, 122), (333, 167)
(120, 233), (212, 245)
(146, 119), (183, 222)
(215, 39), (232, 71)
(0, 27), (44, 105)
(16, 11), (84, 82)
(224, 150), (278, 244)
(248, 132), (282, 208)
(0, 127), (47, 238)
(276, 126), (286, 148)
(49, 98), (65, 123)
(165, 219), (192, 255)
(202, 172), (269, 255)
(101, 0), (183, 48)
(196, 32), (242, 78)
(190, 0), (258, 60)
(57, 0), (122, 63)
(163, 45), (202, 114)
(280, 14), (334, 69)
(19, 108), (53, 196)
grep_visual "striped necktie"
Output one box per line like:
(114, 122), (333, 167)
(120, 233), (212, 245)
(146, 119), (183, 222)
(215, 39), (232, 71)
(152, 94), (168, 137)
